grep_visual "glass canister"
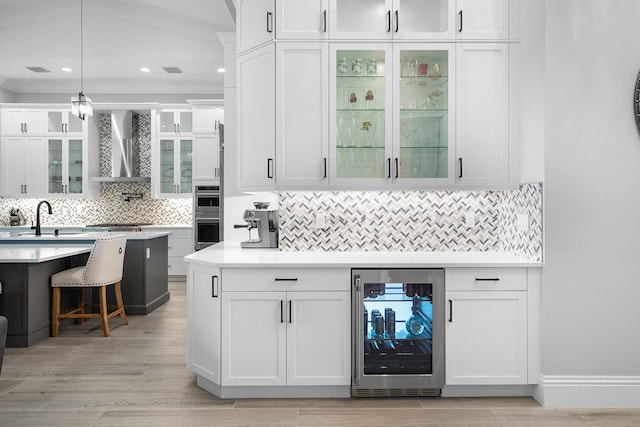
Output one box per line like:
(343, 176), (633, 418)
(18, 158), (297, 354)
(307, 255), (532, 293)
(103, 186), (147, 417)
(367, 58), (377, 75)
(337, 57), (348, 75)
(352, 58), (362, 75)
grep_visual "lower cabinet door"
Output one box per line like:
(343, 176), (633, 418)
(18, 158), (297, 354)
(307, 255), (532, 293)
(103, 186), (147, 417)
(286, 291), (351, 385)
(222, 291), (287, 386)
(188, 266), (221, 384)
(445, 291), (527, 385)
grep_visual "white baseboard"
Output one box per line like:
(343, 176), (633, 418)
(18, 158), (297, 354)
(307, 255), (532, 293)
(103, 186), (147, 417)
(537, 375), (640, 407)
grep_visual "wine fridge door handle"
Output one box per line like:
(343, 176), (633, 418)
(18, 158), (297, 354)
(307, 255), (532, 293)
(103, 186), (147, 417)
(211, 275), (219, 298)
(354, 274), (362, 386)
(448, 299), (453, 322)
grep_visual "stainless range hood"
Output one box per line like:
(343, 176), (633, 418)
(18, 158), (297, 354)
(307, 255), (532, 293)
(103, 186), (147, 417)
(92, 110), (151, 182)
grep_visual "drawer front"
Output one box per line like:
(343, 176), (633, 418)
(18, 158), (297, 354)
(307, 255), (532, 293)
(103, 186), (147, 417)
(168, 238), (193, 256)
(168, 228), (192, 239)
(446, 268), (527, 291)
(223, 268), (350, 292)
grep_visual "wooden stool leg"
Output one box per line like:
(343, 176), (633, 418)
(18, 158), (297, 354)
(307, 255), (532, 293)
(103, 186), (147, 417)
(77, 288), (85, 325)
(99, 285), (110, 337)
(114, 281), (128, 325)
(51, 287), (61, 337)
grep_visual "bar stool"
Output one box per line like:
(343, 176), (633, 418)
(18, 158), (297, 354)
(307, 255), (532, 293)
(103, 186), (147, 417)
(51, 235), (128, 337)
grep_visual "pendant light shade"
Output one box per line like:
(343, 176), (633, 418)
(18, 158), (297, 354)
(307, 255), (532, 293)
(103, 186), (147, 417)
(71, 0), (93, 120)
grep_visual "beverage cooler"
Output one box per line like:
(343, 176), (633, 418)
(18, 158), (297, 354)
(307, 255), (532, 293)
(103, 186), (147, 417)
(352, 269), (445, 397)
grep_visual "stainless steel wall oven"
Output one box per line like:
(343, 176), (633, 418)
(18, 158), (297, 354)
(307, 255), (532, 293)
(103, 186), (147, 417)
(352, 269), (445, 397)
(194, 185), (221, 250)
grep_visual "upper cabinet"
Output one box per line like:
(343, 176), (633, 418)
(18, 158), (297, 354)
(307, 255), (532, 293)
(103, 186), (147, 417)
(456, 0), (510, 40)
(329, 0), (455, 41)
(1, 108), (46, 136)
(1, 136), (47, 196)
(237, 0), (275, 53)
(157, 109), (193, 135)
(46, 110), (85, 135)
(193, 107), (224, 134)
(276, 0), (328, 41)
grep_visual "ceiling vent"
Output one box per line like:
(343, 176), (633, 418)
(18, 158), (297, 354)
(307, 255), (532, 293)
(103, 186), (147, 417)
(162, 67), (183, 74)
(26, 66), (50, 73)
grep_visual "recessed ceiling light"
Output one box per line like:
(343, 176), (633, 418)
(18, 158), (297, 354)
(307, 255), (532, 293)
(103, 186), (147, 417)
(61, 67), (72, 72)
(140, 67), (151, 73)
(217, 68), (225, 73)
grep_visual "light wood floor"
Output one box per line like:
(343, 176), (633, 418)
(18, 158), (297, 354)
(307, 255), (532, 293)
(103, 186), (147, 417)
(1, 282), (639, 426)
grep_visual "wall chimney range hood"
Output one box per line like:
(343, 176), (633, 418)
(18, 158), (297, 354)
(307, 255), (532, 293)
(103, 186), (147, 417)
(92, 110), (150, 182)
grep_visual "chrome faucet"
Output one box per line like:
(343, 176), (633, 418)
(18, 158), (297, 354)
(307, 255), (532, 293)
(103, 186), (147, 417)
(35, 200), (52, 236)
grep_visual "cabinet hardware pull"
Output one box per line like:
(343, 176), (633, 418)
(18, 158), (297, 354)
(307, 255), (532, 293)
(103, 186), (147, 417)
(386, 10), (391, 32)
(212, 275), (219, 298)
(288, 300), (292, 323)
(386, 158), (391, 179)
(173, 123), (177, 133)
(394, 10), (399, 32)
(267, 11), (273, 33)
(267, 158), (274, 178)
(354, 274), (362, 386)
(475, 278), (500, 282)
(24, 184), (27, 193)
(458, 157), (463, 178)
(459, 10), (463, 32)
(323, 10), (327, 32)
(280, 300), (284, 323)
(449, 299), (453, 322)
(323, 157), (327, 178)
(275, 278), (298, 282)
(394, 158), (399, 178)
(215, 167), (219, 178)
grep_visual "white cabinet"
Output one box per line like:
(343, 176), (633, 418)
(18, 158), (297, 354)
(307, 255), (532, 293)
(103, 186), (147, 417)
(329, 0), (455, 41)
(455, 0), (510, 40)
(152, 138), (193, 198)
(275, 42), (329, 188)
(157, 109), (193, 135)
(237, 0), (275, 53)
(193, 107), (223, 134)
(237, 44), (276, 191)
(146, 227), (193, 277)
(276, 0), (329, 40)
(187, 264), (221, 384)
(46, 110), (85, 135)
(193, 136), (220, 182)
(220, 268), (351, 387)
(1, 137), (46, 196)
(455, 43), (510, 187)
(445, 268), (528, 385)
(1, 108), (46, 136)
(330, 43), (455, 188)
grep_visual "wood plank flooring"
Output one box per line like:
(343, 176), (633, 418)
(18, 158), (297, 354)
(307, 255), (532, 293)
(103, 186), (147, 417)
(1, 282), (639, 426)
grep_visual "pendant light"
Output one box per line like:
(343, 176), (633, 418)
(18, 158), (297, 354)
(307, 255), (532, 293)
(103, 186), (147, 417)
(71, 0), (93, 120)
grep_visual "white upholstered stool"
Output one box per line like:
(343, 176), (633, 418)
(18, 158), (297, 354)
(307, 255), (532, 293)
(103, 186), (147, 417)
(51, 235), (128, 337)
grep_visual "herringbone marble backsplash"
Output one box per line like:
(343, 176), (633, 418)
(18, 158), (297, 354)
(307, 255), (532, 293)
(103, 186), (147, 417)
(279, 182), (543, 261)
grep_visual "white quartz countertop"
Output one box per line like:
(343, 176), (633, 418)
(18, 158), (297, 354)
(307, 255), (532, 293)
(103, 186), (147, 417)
(0, 244), (92, 263)
(185, 242), (543, 268)
(0, 231), (170, 241)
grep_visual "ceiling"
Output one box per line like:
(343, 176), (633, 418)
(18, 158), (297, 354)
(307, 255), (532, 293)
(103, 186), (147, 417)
(0, 0), (236, 98)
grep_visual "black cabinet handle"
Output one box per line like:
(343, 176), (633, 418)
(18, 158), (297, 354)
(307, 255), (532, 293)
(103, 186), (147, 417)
(275, 278), (298, 282)
(280, 300), (284, 323)
(459, 10), (463, 32)
(394, 158), (399, 178)
(267, 158), (274, 178)
(289, 300), (292, 323)
(323, 157), (327, 178)
(386, 10), (391, 32)
(448, 299), (453, 322)
(211, 275), (219, 298)
(323, 10), (327, 32)
(394, 10), (399, 32)
(387, 158), (391, 179)
(458, 157), (463, 178)
(475, 278), (500, 282)
(267, 11), (273, 33)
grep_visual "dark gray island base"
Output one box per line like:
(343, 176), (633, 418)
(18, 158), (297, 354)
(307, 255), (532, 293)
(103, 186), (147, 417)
(0, 233), (170, 347)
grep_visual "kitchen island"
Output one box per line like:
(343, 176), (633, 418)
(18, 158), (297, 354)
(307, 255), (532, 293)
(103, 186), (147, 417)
(0, 231), (171, 346)
(184, 242), (542, 399)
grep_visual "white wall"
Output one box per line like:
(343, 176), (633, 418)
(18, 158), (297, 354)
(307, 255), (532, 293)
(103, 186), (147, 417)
(541, 0), (640, 406)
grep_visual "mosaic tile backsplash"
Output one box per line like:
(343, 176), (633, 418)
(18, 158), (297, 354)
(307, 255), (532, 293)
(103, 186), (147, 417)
(279, 183), (543, 261)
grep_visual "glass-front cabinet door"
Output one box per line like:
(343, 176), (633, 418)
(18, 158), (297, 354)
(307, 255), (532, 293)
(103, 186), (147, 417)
(48, 138), (84, 195)
(159, 138), (192, 195)
(47, 110), (84, 134)
(331, 43), (454, 187)
(158, 110), (193, 134)
(329, 0), (454, 40)
(393, 44), (454, 185)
